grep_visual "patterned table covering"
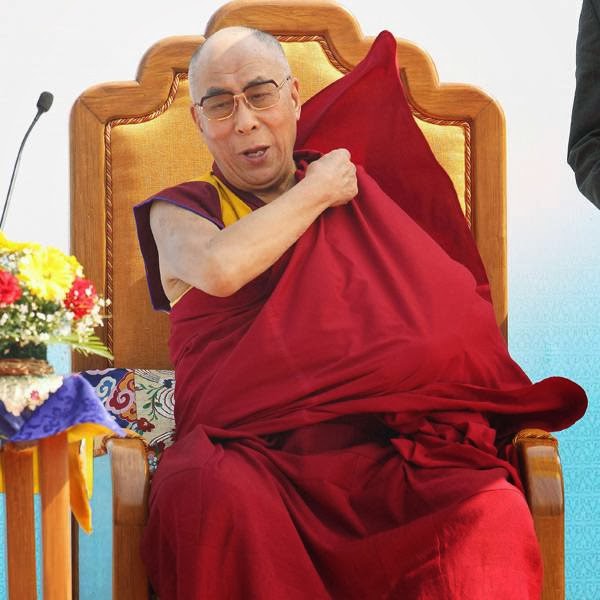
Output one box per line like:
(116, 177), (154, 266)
(0, 373), (124, 532)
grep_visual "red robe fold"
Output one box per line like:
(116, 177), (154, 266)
(137, 31), (586, 599)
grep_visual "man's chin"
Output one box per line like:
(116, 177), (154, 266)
(236, 169), (295, 198)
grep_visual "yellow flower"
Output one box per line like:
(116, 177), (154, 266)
(17, 246), (78, 302)
(0, 230), (41, 253)
(67, 254), (84, 278)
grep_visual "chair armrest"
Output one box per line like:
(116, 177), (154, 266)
(513, 428), (564, 600)
(107, 437), (151, 600)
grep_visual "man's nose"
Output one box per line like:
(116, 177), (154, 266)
(233, 95), (259, 133)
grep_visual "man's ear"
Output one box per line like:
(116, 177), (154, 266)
(291, 78), (301, 120)
(190, 104), (204, 133)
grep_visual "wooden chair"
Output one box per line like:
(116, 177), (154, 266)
(70, 1), (565, 598)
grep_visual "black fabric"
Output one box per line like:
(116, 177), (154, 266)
(568, 0), (600, 209)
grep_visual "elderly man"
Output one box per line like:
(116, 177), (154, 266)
(134, 26), (585, 599)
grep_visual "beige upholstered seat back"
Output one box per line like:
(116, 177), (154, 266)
(71, 0), (505, 371)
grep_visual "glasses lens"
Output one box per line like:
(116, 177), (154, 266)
(244, 82), (279, 110)
(202, 94), (235, 119)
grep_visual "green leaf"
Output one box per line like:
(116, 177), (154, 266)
(46, 334), (114, 360)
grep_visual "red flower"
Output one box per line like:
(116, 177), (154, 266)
(64, 277), (97, 319)
(0, 270), (22, 305)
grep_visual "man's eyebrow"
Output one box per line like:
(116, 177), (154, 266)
(202, 77), (275, 98)
(203, 86), (231, 98)
(242, 77), (274, 90)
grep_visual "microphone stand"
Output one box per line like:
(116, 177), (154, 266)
(1, 92), (53, 231)
(0, 111), (43, 230)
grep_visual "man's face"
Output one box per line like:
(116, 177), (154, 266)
(191, 34), (301, 200)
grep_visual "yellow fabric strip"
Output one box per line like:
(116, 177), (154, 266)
(0, 422), (118, 533)
(69, 440), (92, 533)
(170, 285), (192, 307)
(194, 172), (254, 227)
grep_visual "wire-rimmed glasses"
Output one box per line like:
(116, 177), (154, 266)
(195, 75), (292, 121)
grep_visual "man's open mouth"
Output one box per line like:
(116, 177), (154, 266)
(242, 146), (269, 159)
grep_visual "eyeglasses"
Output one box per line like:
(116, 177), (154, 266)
(195, 76), (292, 121)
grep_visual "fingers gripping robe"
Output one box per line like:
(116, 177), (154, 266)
(304, 148), (358, 207)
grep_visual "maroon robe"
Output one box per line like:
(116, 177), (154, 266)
(135, 32), (586, 599)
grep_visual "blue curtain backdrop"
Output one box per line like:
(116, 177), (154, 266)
(509, 219), (600, 600)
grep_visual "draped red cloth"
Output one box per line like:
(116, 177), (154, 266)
(138, 32), (586, 599)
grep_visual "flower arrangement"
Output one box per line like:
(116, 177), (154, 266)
(0, 231), (112, 361)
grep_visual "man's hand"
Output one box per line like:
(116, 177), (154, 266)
(304, 149), (358, 207)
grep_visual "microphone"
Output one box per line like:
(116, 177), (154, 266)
(1, 91), (54, 230)
(36, 91), (54, 114)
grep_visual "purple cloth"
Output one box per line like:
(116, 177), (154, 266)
(4, 374), (123, 442)
(0, 404), (26, 439)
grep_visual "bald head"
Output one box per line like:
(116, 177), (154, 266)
(188, 27), (288, 103)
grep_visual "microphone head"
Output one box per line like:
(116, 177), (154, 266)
(36, 91), (54, 113)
